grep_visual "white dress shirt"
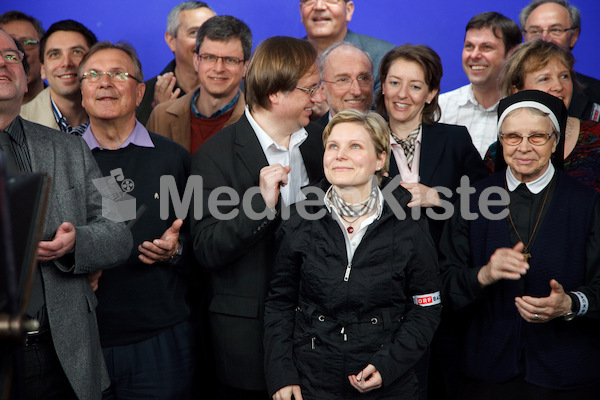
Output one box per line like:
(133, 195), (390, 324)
(438, 84), (499, 159)
(245, 107), (309, 206)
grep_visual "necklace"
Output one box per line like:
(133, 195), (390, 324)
(506, 181), (552, 262)
(340, 214), (362, 234)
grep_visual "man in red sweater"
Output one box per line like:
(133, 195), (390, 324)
(147, 15), (251, 154)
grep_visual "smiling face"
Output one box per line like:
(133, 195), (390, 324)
(300, 0), (354, 43)
(166, 7), (216, 72)
(324, 121), (385, 199)
(519, 58), (573, 108)
(80, 48), (145, 126)
(382, 58), (437, 133)
(194, 37), (247, 100)
(41, 30), (90, 99)
(322, 46), (373, 115)
(0, 30), (27, 115)
(501, 108), (557, 183)
(1, 20), (41, 87)
(462, 27), (507, 90)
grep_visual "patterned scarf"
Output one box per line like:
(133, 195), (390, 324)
(330, 178), (379, 217)
(391, 125), (420, 169)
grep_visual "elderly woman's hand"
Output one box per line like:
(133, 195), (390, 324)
(400, 182), (441, 208)
(477, 242), (530, 287)
(515, 279), (573, 323)
(273, 385), (303, 400)
(348, 364), (382, 393)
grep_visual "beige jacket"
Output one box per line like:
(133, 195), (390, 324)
(146, 90), (245, 152)
(20, 87), (60, 130)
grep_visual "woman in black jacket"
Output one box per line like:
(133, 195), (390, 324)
(264, 109), (441, 400)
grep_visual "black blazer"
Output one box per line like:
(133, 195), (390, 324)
(389, 122), (489, 244)
(190, 114), (324, 390)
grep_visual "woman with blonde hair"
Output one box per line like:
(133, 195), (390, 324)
(264, 109), (441, 400)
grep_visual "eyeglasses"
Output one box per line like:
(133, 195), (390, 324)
(499, 132), (554, 146)
(522, 26), (574, 38)
(0, 49), (24, 64)
(295, 81), (322, 97)
(301, 0), (348, 5)
(20, 39), (40, 51)
(81, 70), (141, 83)
(197, 53), (244, 66)
(322, 75), (373, 89)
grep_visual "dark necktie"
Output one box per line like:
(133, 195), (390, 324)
(0, 132), (19, 173)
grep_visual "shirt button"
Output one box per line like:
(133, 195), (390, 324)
(352, 242), (357, 247)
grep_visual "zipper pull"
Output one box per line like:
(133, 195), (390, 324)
(344, 263), (352, 281)
(340, 326), (347, 341)
(311, 337), (316, 349)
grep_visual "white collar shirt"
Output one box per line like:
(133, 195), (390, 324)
(506, 162), (555, 194)
(438, 83), (499, 159)
(245, 107), (309, 206)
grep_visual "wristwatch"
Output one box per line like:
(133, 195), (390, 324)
(171, 241), (183, 259)
(563, 310), (576, 321)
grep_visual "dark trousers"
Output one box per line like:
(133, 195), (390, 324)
(459, 375), (600, 400)
(22, 331), (77, 400)
(215, 382), (270, 400)
(102, 320), (195, 400)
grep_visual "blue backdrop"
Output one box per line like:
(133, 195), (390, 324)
(3, 0), (599, 93)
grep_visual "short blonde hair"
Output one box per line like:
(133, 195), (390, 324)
(323, 109), (390, 183)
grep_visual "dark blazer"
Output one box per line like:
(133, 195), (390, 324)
(191, 114), (324, 391)
(22, 118), (132, 400)
(389, 122), (488, 244)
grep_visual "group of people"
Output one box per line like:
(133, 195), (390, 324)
(0, 0), (599, 400)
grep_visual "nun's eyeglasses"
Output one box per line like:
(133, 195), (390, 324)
(499, 132), (554, 146)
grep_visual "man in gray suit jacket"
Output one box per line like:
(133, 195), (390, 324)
(0, 30), (132, 400)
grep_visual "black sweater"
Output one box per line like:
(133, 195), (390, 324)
(92, 133), (192, 347)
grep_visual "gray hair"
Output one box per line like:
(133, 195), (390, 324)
(519, 0), (581, 31)
(167, 1), (214, 38)
(318, 41), (373, 79)
(79, 41), (144, 82)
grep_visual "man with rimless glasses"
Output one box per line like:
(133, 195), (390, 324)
(520, 0), (600, 118)
(0, 10), (45, 104)
(79, 42), (195, 399)
(299, 0), (393, 120)
(315, 41), (374, 127)
(148, 15), (251, 154)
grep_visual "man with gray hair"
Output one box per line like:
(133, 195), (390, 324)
(520, 0), (600, 118)
(0, 29), (132, 400)
(136, 1), (216, 125)
(147, 15), (251, 154)
(79, 41), (193, 399)
(0, 10), (45, 104)
(315, 41), (374, 127)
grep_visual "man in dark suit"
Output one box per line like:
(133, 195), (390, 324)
(191, 36), (325, 400)
(0, 29), (132, 399)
